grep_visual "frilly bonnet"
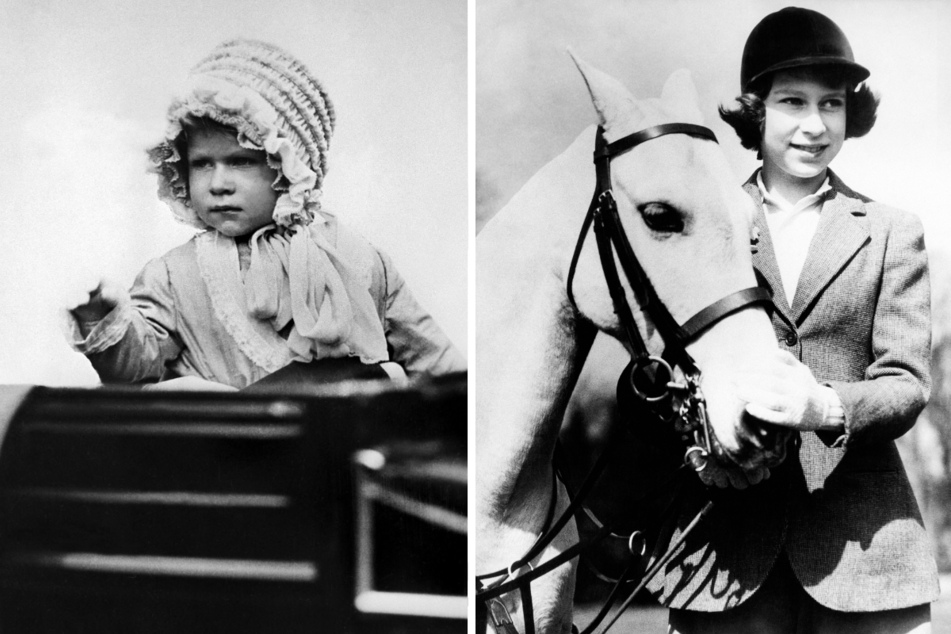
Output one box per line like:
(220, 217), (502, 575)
(148, 39), (336, 229)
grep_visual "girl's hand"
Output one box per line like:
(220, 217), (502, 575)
(142, 377), (239, 392)
(69, 279), (125, 322)
(735, 349), (834, 431)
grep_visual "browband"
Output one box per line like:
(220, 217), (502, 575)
(595, 122), (717, 162)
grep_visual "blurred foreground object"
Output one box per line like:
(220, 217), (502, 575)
(0, 373), (465, 633)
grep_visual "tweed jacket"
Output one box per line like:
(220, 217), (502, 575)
(648, 170), (939, 612)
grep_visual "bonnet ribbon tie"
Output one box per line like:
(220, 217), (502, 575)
(243, 224), (388, 363)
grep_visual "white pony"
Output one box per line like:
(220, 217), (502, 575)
(476, 55), (786, 633)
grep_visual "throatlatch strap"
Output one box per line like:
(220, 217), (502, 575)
(565, 200), (597, 314)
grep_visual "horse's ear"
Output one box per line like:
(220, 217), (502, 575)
(568, 48), (643, 132)
(661, 69), (704, 124)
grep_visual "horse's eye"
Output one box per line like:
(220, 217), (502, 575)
(638, 202), (685, 233)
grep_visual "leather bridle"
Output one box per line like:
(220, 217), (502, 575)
(476, 123), (774, 634)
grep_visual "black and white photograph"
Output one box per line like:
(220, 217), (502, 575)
(477, 1), (951, 633)
(5, 0), (951, 632)
(0, 0), (466, 631)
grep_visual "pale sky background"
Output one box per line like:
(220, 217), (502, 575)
(0, 0), (467, 385)
(477, 0), (951, 261)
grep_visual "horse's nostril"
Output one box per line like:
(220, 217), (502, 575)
(742, 410), (779, 437)
(737, 410), (793, 468)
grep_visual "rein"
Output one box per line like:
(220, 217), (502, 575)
(476, 123), (774, 634)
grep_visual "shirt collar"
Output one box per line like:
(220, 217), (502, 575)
(756, 170), (832, 214)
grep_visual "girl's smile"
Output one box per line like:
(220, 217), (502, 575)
(790, 143), (828, 155)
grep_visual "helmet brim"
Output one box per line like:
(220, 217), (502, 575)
(746, 57), (870, 92)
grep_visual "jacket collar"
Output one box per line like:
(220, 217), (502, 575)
(744, 168), (870, 325)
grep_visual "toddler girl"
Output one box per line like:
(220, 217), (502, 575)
(67, 39), (464, 390)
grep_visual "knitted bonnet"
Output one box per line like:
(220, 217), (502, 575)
(148, 39), (336, 229)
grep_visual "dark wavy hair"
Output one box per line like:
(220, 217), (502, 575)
(719, 66), (880, 156)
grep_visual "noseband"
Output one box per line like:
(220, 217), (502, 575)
(476, 123), (774, 634)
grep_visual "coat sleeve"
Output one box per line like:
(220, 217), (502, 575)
(823, 211), (931, 447)
(66, 258), (183, 384)
(374, 249), (466, 377)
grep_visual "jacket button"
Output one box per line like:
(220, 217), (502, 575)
(784, 332), (798, 346)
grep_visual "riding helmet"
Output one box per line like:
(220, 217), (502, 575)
(741, 6), (870, 92)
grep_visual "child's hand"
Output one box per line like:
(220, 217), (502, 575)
(69, 279), (125, 322)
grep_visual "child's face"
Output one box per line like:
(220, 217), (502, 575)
(761, 70), (846, 184)
(186, 127), (280, 237)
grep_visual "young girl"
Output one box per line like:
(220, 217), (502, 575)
(656, 7), (937, 634)
(67, 39), (465, 390)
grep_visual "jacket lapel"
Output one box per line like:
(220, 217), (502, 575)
(789, 172), (870, 323)
(743, 171), (870, 327)
(744, 179), (793, 318)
